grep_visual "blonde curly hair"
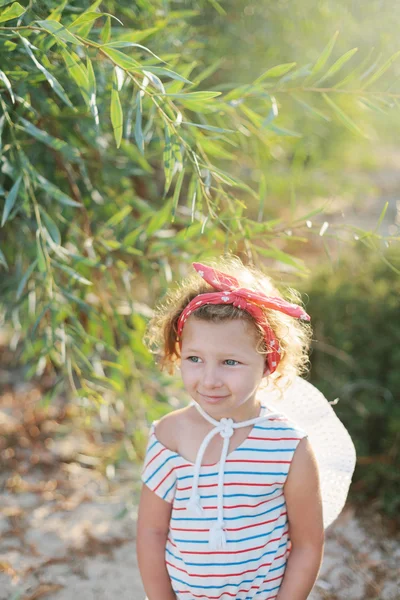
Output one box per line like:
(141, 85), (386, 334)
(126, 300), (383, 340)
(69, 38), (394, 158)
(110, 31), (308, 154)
(145, 256), (312, 390)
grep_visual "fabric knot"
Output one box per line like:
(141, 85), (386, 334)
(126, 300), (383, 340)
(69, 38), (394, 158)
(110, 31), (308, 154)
(219, 417), (234, 439)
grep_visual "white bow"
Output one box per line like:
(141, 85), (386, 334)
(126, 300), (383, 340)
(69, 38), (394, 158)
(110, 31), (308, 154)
(186, 401), (280, 550)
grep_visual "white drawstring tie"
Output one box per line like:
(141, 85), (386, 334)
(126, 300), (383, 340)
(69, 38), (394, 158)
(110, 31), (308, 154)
(186, 401), (280, 550)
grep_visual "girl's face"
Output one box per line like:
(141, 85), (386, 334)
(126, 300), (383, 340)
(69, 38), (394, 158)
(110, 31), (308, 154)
(180, 316), (267, 420)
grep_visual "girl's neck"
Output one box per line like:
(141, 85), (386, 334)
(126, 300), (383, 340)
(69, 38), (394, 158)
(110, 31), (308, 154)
(192, 397), (262, 423)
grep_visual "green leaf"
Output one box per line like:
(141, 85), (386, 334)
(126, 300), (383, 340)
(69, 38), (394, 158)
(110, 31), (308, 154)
(314, 48), (358, 86)
(53, 260), (92, 285)
(101, 41), (165, 64)
(164, 91), (221, 100)
(362, 50), (400, 89)
(36, 20), (82, 45)
(134, 65), (192, 84)
(40, 207), (61, 244)
(47, 0), (67, 22)
(102, 47), (140, 70)
(36, 234), (46, 273)
(0, 247), (9, 270)
(16, 259), (38, 300)
(68, 11), (121, 30)
(306, 31), (339, 81)
(374, 202), (389, 232)
(61, 48), (90, 105)
(0, 2), (25, 23)
(100, 15), (111, 44)
(254, 244), (308, 272)
(146, 198), (173, 236)
(18, 117), (80, 160)
(182, 121), (234, 133)
(111, 70), (123, 148)
(134, 91), (144, 154)
(102, 205), (132, 229)
(254, 62), (296, 84)
(36, 173), (82, 207)
(0, 69), (14, 103)
(322, 93), (366, 137)
(291, 95), (331, 122)
(1, 175), (22, 226)
(86, 57), (99, 127)
(172, 166), (185, 221)
(0, 114), (5, 155)
(163, 125), (173, 196)
(20, 36), (73, 108)
(268, 124), (302, 137)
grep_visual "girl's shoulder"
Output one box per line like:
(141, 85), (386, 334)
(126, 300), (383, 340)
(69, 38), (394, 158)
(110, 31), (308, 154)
(154, 406), (193, 453)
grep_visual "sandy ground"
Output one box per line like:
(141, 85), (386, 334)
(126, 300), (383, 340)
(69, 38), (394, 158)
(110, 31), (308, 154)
(1, 382), (399, 600)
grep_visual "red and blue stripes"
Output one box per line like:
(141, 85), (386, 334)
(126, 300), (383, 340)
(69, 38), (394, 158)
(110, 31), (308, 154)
(141, 407), (307, 599)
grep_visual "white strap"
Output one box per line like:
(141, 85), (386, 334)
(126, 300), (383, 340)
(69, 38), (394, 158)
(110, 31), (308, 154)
(186, 401), (281, 549)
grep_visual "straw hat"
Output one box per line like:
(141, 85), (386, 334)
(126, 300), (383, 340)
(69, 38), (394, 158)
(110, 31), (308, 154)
(258, 376), (356, 529)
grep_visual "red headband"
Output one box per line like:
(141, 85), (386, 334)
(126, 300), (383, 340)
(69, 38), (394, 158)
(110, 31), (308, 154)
(177, 263), (310, 375)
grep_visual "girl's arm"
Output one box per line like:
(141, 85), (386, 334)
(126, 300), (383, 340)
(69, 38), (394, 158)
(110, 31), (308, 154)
(136, 483), (176, 600)
(276, 437), (325, 600)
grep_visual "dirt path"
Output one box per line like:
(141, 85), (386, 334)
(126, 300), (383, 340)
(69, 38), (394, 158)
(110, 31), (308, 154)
(1, 380), (399, 600)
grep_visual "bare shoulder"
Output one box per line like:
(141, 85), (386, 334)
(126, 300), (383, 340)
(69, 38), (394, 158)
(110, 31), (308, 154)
(286, 437), (319, 486)
(154, 406), (192, 452)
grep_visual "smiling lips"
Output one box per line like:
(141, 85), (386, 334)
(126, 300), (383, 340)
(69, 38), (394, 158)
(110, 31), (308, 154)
(199, 393), (229, 403)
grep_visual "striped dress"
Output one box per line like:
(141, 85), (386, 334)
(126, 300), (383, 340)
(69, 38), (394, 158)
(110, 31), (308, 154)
(141, 405), (307, 600)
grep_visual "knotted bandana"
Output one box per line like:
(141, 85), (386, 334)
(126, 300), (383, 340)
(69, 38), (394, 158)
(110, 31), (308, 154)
(177, 262), (310, 374)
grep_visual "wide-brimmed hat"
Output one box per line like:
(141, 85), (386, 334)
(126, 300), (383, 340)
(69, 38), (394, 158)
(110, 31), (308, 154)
(258, 376), (356, 529)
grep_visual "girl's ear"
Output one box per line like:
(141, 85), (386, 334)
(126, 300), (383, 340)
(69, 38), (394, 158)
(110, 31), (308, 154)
(262, 365), (269, 378)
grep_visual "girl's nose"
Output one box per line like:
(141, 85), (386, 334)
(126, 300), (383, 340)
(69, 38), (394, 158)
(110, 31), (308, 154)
(203, 366), (223, 388)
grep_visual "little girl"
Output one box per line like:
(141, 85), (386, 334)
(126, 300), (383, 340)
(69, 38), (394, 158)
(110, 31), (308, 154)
(137, 257), (353, 600)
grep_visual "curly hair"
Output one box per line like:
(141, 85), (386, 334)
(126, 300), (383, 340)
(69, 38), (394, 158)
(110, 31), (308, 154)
(145, 256), (312, 390)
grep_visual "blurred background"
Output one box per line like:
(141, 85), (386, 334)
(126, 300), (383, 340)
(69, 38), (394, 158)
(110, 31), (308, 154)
(0, 0), (399, 598)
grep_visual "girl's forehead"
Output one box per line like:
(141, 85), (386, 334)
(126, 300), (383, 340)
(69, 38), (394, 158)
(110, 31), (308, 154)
(181, 317), (259, 350)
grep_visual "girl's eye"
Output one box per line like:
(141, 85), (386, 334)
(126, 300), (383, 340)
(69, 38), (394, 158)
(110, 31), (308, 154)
(225, 359), (239, 366)
(187, 356), (201, 363)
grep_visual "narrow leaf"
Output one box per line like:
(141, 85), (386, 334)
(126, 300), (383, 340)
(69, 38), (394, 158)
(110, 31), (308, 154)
(19, 117), (79, 160)
(85, 57), (99, 127)
(101, 41), (165, 64)
(134, 91), (144, 154)
(182, 121), (234, 133)
(47, 0), (67, 21)
(374, 202), (389, 232)
(61, 48), (90, 105)
(314, 48), (358, 86)
(0, 69), (14, 103)
(307, 31), (339, 80)
(0, 2), (25, 23)
(100, 15), (111, 44)
(172, 166), (185, 221)
(40, 207), (61, 244)
(36, 173), (81, 206)
(0, 247), (8, 270)
(134, 65), (192, 84)
(1, 175), (22, 226)
(254, 62), (296, 84)
(36, 19), (82, 45)
(20, 36), (73, 107)
(36, 234), (46, 273)
(53, 261), (92, 285)
(163, 125), (173, 196)
(16, 259), (38, 300)
(292, 95), (331, 122)
(164, 91), (221, 100)
(322, 93), (365, 137)
(146, 198), (173, 235)
(111, 70), (123, 147)
(362, 50), (400, 89)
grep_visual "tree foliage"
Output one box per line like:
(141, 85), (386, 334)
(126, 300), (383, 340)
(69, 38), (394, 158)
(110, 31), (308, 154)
(0, 0), (399, 409)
